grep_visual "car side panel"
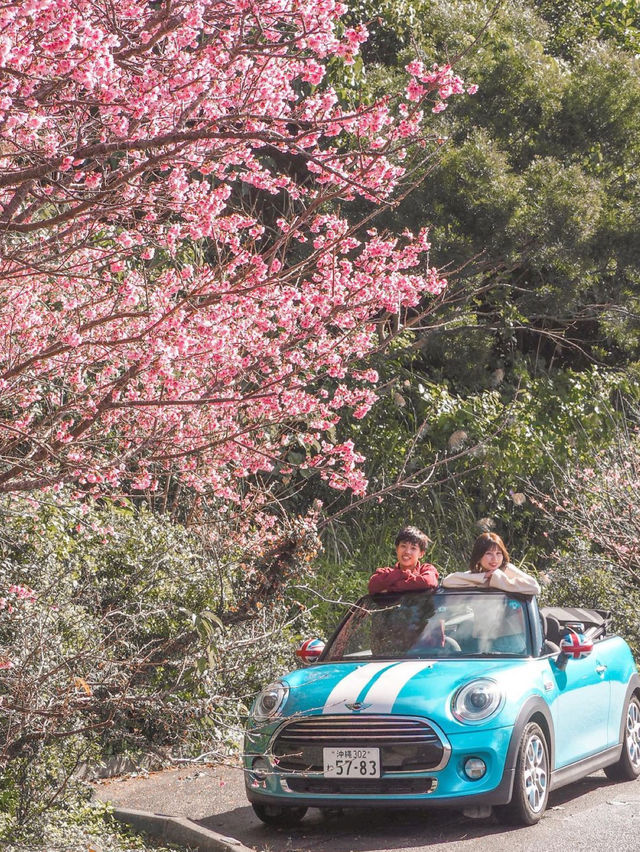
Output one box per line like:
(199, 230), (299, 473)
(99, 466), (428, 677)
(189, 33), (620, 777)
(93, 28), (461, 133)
(545, 635), (637, 767)
(604, 640), (640, 745)
(546, 654), (609, 766)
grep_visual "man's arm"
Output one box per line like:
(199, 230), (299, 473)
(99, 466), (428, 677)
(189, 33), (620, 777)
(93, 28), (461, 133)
(368, 566), (400, 594)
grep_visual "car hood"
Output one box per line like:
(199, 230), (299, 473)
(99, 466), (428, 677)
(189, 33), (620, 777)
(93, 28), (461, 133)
(280, 659), (532, 729)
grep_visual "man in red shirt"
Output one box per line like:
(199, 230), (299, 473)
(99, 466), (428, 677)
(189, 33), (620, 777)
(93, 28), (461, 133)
(368, 526), (439, 594)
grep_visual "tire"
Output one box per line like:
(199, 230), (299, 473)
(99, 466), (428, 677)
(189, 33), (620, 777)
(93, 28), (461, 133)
(604, 694), (640, 782)
(251, 802), (308, 826)
(495, 722), (549, 825)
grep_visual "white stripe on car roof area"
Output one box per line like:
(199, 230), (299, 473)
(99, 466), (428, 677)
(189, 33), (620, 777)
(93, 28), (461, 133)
(360, 661), (435, 713)
(323, 662), (392, 713)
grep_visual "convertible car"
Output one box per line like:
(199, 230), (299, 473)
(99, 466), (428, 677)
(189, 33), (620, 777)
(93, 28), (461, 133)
(244, 588), (640, 826)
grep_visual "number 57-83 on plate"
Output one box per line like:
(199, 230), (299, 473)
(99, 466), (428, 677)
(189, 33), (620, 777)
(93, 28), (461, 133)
(323, 747), (380, 778)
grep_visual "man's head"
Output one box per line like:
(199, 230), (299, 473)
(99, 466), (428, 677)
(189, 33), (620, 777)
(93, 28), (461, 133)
(394, 526), (431, 570)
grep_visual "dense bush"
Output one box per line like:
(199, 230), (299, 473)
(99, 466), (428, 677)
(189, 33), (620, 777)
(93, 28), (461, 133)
(0, 798), (182, 852)
(530, 427), (640, 656)
(0, 495), (319, 834)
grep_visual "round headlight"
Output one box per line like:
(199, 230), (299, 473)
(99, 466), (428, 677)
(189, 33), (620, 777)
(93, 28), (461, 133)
(252, 681), (288, 721)
(452, 678), (503, 723)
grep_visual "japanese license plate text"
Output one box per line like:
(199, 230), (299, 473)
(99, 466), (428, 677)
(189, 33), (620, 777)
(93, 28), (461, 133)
(323, 747), (380, 778)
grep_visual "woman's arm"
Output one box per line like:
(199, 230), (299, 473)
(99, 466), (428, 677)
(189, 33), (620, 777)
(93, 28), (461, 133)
(488, 563), (541, 595)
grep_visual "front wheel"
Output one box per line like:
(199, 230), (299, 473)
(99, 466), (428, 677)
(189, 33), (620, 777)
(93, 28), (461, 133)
(495, 722), (549, 825)
(252, 803), (308, 826)
(604, 695), (640, 781)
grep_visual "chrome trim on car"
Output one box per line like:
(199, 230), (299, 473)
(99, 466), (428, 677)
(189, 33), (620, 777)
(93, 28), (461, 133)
(268, 714), (451, 774)
(284, 776), (439, 795)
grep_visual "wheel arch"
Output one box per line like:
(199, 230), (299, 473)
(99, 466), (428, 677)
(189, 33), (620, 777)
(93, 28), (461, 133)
(502, 696), (555, 784)
(528, 709), (553, 762)
(617, 674), (640, 743)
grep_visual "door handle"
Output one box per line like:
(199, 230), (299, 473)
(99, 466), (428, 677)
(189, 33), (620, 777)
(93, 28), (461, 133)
(595, 664), (607, 675)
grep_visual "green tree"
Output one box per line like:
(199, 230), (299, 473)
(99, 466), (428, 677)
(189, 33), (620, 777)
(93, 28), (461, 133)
(305, 0), (640, 603)
(357, 1), (640, 379)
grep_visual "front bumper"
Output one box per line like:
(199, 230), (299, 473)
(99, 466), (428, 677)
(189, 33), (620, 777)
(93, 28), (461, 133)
(244, 724), (516, 809)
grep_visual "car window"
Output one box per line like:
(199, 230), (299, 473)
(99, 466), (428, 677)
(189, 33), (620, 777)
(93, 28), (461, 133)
(323, 591), (531, 660)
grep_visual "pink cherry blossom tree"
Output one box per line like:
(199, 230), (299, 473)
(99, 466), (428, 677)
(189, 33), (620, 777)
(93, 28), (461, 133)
(0, 0), (470, 504)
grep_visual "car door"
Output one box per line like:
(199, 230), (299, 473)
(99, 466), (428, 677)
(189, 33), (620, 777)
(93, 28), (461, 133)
(547, 651), (611, 767)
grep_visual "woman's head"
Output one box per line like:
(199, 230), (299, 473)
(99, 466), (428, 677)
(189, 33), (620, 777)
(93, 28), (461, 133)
(469, 532), (509, 573)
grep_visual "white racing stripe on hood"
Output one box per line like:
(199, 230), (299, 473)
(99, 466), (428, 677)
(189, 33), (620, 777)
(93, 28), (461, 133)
(361, 660), (434, 713)
(322, 662), (392, 713)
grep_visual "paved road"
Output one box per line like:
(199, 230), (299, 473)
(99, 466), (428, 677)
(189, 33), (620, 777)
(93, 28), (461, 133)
(95, 764), (640, 852)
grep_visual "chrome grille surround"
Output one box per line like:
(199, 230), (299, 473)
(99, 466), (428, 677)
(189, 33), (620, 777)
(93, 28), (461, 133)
(269, 714), (451, 774)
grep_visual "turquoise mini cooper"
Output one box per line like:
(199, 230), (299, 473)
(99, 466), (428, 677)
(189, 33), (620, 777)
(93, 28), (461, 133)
(244, 589), (640, 826)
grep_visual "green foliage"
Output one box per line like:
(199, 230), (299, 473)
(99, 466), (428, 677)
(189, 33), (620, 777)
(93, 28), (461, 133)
(0, 494), (322, 832)
(303, 0), (640, 598)
(1, 798), (182, 851)
(0, 496), (212, 825)
(536, 0), (640, 57)
(340, 1), (640, 374)
(542, 547), (640, 659)
(533, 425), (640, 658)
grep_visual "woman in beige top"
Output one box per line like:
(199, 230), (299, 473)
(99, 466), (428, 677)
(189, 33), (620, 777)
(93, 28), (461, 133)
(442, 532), (540, 595)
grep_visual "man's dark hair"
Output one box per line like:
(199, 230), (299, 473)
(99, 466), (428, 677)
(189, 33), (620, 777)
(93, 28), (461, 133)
(394, 525), (431, 552)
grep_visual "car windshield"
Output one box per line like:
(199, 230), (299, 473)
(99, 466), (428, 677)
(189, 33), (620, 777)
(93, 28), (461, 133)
(323, 591), (532, 661)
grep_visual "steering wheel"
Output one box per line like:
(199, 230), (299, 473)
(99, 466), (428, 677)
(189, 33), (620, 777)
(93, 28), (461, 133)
(410, 634), (461, 655)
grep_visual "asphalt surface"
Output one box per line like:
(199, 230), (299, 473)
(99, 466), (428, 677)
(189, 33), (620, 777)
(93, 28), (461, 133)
(94, 762), (640, 852)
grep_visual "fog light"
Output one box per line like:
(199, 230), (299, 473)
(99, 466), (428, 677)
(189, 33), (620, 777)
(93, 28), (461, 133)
(252, 756), (271, 780)
(464, 757), (487, 780)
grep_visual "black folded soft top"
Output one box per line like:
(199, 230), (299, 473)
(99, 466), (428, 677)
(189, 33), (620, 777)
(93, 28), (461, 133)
(540, 605), (611, 644)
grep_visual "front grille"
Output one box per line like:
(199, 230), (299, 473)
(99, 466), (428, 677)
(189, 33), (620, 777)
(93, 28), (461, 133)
(286, 777), (436, 795)
(271, 715), (446, 773)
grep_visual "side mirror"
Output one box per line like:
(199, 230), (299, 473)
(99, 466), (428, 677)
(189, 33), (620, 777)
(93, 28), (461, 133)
(556, 631), (593, 670)
(295, 638), (325, 666)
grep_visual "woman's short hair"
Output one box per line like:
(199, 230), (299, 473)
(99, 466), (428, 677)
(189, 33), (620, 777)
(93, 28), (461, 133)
(394, 525), (431, 553)
(469, 532), (509, 572)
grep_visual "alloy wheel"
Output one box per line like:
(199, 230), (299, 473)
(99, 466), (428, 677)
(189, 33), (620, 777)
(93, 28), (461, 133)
(625, 698), (640, 770)
(523, 733), (548, 813)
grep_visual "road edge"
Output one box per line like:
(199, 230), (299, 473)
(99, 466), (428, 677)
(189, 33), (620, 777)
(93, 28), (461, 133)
(113, 806), (254, 852)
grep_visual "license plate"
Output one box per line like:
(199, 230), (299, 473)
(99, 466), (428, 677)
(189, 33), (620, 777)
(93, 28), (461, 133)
(323, 747), (380, 778)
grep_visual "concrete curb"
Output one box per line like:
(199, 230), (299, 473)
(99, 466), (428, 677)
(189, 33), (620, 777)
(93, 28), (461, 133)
(113, 807), (254, 852)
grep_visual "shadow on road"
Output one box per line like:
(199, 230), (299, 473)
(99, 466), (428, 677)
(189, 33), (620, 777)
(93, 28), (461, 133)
(95, 763), (638, 852)
(199, 801), (523, 851)
(197, 774), (624, 852)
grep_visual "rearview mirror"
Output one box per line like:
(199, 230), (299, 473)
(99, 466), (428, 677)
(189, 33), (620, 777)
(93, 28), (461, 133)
(556, 631), (593, 670)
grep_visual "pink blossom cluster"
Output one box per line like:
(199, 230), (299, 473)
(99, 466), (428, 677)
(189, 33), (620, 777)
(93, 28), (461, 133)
(0, 1), (465, 501)
(0, 584), (37, 614)
(404, 60), (475, 114)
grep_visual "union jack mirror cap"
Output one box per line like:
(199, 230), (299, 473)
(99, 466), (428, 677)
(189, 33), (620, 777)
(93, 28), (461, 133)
(296, 638), (325, 664)
(560, 631), (593, 659)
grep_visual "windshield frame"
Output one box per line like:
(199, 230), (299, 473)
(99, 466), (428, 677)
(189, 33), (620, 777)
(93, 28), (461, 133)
(320, 589), (537, 662)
